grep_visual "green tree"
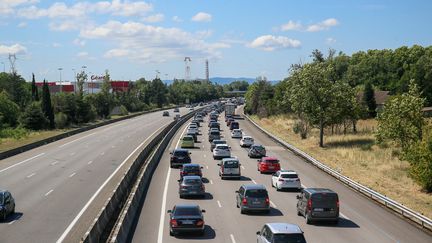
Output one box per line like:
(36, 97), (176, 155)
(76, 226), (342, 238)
(76, 70), (87, 96)
(0, 91), (20, 128)
(20, 102), (48, 130)
(150, 78), (167, 107)
(31, 73), (39, 101)
(41, 80), (55, 128)
(363, 82), (377, 118)
(376, 80), (425, 150)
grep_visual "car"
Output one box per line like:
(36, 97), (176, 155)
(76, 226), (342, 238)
(213, 144), (231, 159)
(248, 144), (267, 158)
(187, 126), (199, 135)
(227, 118), (235, 126)
(195, 115), (204, 123)
(0, 190), (15, 221)
(163, 111), (170, 116)
(240, 136), (254, 147)
(271, 170), (301, 191)
(180, 164), (203, 178)
(191, 120), (200, 127)
(178, 176), (205, 198)
(296, 188), (339, 224)
(174, 114), (180, 121)
(231, 129), (243, 138)
(218, 158), (241, 179)
(256, 223), (306, 243)
(257, 156), (281, 174)
(229, 121), (239, 130)
(208, 122), (220, 130)
(236, 184), (270, 214)
(174, 107), (180, 112)
(186, 131), (198, 142)
(168, 204), (206, 236)
(208, 127), (219, 133)
(189, 107), (194, 111)
(209, 114), (218, 120)
(210, 139), (227, 151)
(181, 136), (195, 148)
(208, 130), (221, 142)
(170, 149), (192, 168)
(225, 115), (233, 122)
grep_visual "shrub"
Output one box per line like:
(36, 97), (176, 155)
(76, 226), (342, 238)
(119, 105), (128, 116)
(0, 91), (20, 128)
(20, 102), (48, 130)
(293, 119), (308, 139)
(0, 127), (28, 139)
(55, 112), (68, 129)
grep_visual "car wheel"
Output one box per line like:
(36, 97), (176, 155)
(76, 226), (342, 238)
(179, 194), (183, 199)
(333, 218), (339, 225)
(240, 208), (245, 214)
(297, 210), (302, 216)
(199, 229), (205, 236)
(306, 213), (312, 224)
(265, 209), (270, 214)
(276, 185), (280, 191)
(12, 205), (15, 214)
(169, 229), (175, 236)
(2, 212), (6, 221)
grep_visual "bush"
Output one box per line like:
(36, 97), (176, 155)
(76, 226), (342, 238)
(77, 98), (96, 123)
(119, 105), (128, 116)
(55, 112), (68, 129)
(20, 102), (48, 130)
(293, 119), (308, 139)
(0, 127), (28, 139)
(0, 91), (20, 128)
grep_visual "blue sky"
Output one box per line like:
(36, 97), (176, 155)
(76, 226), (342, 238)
(0, 0), (431, 82)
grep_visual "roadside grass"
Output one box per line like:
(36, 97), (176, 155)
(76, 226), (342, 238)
(251, 114), (432, 219)
(0, 129), (71, 153)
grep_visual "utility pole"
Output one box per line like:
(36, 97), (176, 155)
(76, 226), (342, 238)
(8, 54), (17, 74)
(58, 67), (63, 92)
(205, 59), (209, 82)
(184, 57), (191, 81)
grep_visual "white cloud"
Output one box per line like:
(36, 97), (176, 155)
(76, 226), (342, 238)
(17, 22), (27, 28)
(142, 13), (164, 23)
(80, 21), (228, 62)
(52, 42), (62, 48)
(191, 12), (212, 22)
(248, 35), (301, 51)
(326, 37), (336, 45)
(0, 43), (27, 55)
(195, 30), (213, 39)
(77, 51), (89, 57)
(49, 21), (82, 31)
(0, 0), (38, 15)
(306, 18), (339, 32)
(73, 38), (86, 46)
(280, 20), (302, 31)
(172, 16), (183, 22)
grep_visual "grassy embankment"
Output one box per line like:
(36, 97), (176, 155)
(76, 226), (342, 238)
(251, 114), (432, 219)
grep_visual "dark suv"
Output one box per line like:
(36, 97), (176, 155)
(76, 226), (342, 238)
(0, 190), (15, 221)
(296, 188), (339, 224)
(236, 184), (270, 214)
(248, 144), (266, 158)
(170, 149), (192, 168)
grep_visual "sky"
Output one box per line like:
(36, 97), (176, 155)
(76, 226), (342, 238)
(0, 0), (431, 82)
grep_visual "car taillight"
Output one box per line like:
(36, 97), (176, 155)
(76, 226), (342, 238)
(242, 198), (247, 205)
(170, 219), (178, 227)
(171, 157), (175, 162)
(307, 199), (312, 211)
(337, 200), (340, 208)
(196, 219), (204, 226)
(180, 171), (185, 176)
(265, 197), (270, 205)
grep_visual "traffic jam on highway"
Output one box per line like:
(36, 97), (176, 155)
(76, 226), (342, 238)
(165, 102), (340, 242)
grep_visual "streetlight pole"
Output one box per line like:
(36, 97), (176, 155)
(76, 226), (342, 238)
(58, 67), (63, 92)
(72, 68), (77, 93)
(82, 65), (87, 94)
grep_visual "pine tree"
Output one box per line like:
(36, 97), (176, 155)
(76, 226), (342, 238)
(363, 82), (377, 118)
(41, 79), (55, 128)
(31, 73), (39, 101)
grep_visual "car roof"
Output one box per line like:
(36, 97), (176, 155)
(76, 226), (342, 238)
(279, 170), (297, 174)
(305, 188), (336, 194)
(266, 223), (303, 234)
(212, 139), (226, 143)
(243, 184), (266, 190)
(242, 136), (252, 139)
(262, 156), (278, 160)
(215, 144), (228, 147)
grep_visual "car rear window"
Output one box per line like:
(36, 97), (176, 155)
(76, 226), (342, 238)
(281, 174), (298, 179)
(184, 179), (202, 185)
(217, 145), (229, 150)
(273, 233), (306, 243)
(174, 207), (201, 216)
(245, 189), (268, 198)
(311, 193), (338, 203)
(264, 159), (279, 164)
(174, 151), (189, 157)
(183, 166), (200, 172)
(183, 137), (193, 141)
(223, 160), (239, 168)
(214, 140), (226, 144)
(211, 131), (220, 135)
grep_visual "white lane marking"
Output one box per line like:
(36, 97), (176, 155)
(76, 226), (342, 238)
(204, 154), (207, 158)
(241, 165), (245, 170)
(26, 172), (36, 178)
(87, 161), (93, 165)
(210, 180), (213, 184)
(59, 132), (96, 148)
(230, 234), (237, 243)
(340, 212), (350, 220)
(217, 200), (222, 208)
(100, 152), (105, 156)
(45, 189), (53, 196)
(270, 200), (277, 208)
(157, 123), (189, 243)
(69, 172), (76, 178)
(202, 145), (205, 149)
(69, 152), (75, 156)
(57, 126), (166, 243)
(111, 145), (116, 148)
(251, 179), (257, 184)
(206, 165), (209, 169)
(0, 153), (45, 174)
(51, 161), (59, 166)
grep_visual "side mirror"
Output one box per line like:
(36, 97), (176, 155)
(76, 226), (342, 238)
(167, 210), (172, 213)
(296, 195), (301, 200)
(189, 152), (192, 154)
(256, 231), (261, 235)
(201, 166), (204, 169)
(177, 179), (181, 182)
(201, 209), (206, 213)
(217, 163), (221, 166)
(272, 173), (276, 176)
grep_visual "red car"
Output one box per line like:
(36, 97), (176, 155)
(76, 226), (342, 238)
(257, 156), (281, 173)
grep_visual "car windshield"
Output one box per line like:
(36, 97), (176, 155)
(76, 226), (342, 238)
(174, 207), (201, 216)
(254, 146), (265, 151)
(174, 151), (189, 157)
(245, 189), (268, 198)
(224, 160), (239, 168)
(214, 140), (226, 145)
(311, 193), (338, 203)
(184, 179), (202, 185)
(281, 174), (298, 179)
(183, 137), (193, 141)
(272, 233), (306, 243)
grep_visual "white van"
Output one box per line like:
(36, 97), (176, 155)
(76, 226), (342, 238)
(217, 158), (241, 179)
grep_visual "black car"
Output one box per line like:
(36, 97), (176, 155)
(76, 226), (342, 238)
(209, 122), (220, 130)
(0, 190), (15, 221)
(168, 204), (206, 236)
(248, 144), (266, 158)
(180, 164), (203, 178)
(229, 121), (239, 130)
(170, 149), (192, 168)
(163, 111), (169, 116)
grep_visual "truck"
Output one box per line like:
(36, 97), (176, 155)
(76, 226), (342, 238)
(225, 102), (236, 117)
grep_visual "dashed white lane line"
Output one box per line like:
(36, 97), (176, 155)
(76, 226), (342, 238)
(45, 189), (53, 196)
(203, 154), (207, 158)
(241, 165), (245, 170)
(111, 145), (116, 148)
(100, 152), (105, 156)
(230, 234), (237, 243)
(270, 200), (277, 208)
(251, 179), (257, 184)
(59, 132), (96, 148)
(87, 161), (93, 165)
(217, 200), (222, 208)
(51, 161), (59, 166)
(26, 172), (36, 178)
(69, 172), (76, 178)
(340, 212), (350, 220)
(69, 152), (75, 156)
(0, 153), (45, 174)
(206, 165), (209, 169)
(210, 180), (213, 185)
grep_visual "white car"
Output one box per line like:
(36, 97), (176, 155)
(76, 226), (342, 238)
(271, 170), (301, 191)
(188, 124), (198, 135)
(213, 144), (231, 159)
(231, 129), (243, 138)
(240, 136), (254, 147)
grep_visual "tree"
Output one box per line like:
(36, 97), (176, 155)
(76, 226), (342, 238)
(31, 73), (39, 101)
(150, 78), (167, 107)
(20, 102), (48, 130)
(363, 82), (377, 118)
(0, 91), (20, 128)
(41, 79), (55, 128)
(102, 69), (111, 94)
(76, 71), (87, 96)
(376, 80), (425, 150)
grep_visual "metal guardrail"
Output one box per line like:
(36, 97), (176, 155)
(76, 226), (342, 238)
(244, 114), (432, 231)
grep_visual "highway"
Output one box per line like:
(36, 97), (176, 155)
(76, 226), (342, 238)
(132, 107), (432, 243)
(0, 108), (189, 243)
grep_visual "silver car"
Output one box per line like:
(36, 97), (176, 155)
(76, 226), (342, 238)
(213, 144), (231, 159)
(178, 176), (205, 198)
(218, 158), (241, 179)
(256, 223), (306, 243)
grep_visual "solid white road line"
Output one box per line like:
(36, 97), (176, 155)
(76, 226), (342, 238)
(69, 172), (76, 178)
(87, 161), (93, 165)
(59, 132), (96, 148)
(26, 172), (36, 178)
(0, 153), (45, 174)
(230, 234), (237, 243)
(157, 124), (189, 243)
(251, 179), (257, 184)
(270, 200), (277, 208)
(51, 161), (59, 166)
(217, 200), (222, 208)
(45, 189), (53, 196)
(206, 165), (209, 169)
(57, 126), (166, 243)
(241, 165), (245, 170)
(340, 212), (350, 220)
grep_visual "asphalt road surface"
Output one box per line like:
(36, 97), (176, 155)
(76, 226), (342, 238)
(0, 107), (190, 243)
(132, 108), (431, 243)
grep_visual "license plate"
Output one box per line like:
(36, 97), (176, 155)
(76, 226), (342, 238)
(252, 200), (260, 205)
(189, 191), (197, 194)
(314, 208), (324, 212)
(182, 220), (193, 224)
(268, 166), (274, 169)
